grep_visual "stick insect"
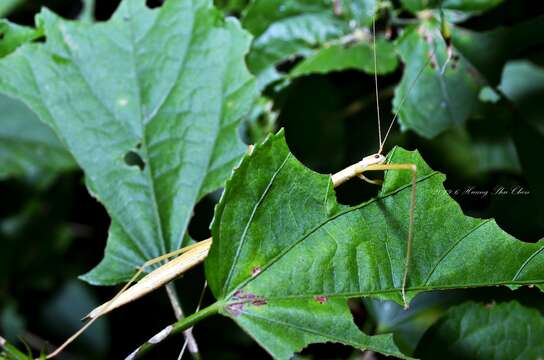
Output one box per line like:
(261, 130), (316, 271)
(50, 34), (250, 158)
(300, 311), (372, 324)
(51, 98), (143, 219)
(43, 3), (449, 359)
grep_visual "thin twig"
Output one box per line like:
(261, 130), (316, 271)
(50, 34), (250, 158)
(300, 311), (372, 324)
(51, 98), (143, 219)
(177, 281), (207, 360)
(125, 302), (220, 360)
(165, 283), (200, 360)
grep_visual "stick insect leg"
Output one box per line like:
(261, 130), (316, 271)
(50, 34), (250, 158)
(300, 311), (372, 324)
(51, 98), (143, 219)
(45, 244), (200, 359)
(357, 173), (383, 186)
(361, 163), (417, 309)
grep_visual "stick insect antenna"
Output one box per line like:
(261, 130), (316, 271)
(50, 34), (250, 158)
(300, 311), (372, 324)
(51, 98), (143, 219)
(379, 7), (449, 153)
(372, 3), (383, 151)
(378, 53), (432, 154)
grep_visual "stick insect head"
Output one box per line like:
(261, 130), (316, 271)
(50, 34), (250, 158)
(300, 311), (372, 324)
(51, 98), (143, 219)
(361, 153), (386, 167)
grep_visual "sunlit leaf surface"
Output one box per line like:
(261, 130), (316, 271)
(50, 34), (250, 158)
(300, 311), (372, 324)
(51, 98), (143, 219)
(205, 131), (544, 359)
(0, 0), (257, 285)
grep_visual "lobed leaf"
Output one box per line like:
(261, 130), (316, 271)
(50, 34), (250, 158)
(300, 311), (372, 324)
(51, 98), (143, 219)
(206, 130), (544, 358)
(0, 0), (257, 285)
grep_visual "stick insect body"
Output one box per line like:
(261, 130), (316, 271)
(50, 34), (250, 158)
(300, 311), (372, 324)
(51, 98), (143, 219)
(43, 2), (447, 358)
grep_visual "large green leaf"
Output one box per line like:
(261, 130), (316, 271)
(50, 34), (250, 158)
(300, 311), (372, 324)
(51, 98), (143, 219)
(416, 301), (544, 359)
(0, 94), (76, 180)
(0, 0), (257, 285)
(290, 38), (398, 78)
(243, 0), (379, 89)
(393, 20), (484, 138)
(205, 131), (544, 359)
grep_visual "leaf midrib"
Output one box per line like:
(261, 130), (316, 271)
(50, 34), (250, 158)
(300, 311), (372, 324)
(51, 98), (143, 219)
(124, 4), (168, 257)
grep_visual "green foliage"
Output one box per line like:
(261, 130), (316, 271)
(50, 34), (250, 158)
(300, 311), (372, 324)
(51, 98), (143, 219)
(0, 20), (42, 58)
(0, 94), (76, 180)
(206, 131), (544, 358)
(1, 0), (544, 358)
(417, 301), (544, 359)
(365, 291), (467, 354)
(393, 19), (483, 138)
(400, 0), (504, 12)
(243, 0), (382, 89)
(452, 15), (544, 85)
(290, 38), (398, 78)
(0, 0), (257, 285)
(0, 0), (24, 18)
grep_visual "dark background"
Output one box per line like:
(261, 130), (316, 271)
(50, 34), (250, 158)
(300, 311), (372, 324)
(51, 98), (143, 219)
(1, 0), (544, 359)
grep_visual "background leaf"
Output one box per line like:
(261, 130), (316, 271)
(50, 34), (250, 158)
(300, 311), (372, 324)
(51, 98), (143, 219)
(0, 0), (257, 285)
(290, 38), (398, 78)
(0, 94), (76, 180)
(393, 20), (484, 138)
(416, 301), (544, 359)
(400, 0), (504, 12)
(364, 291), (467, 354)
(243, 0), (378, 89)
(452, 15), (544, 85)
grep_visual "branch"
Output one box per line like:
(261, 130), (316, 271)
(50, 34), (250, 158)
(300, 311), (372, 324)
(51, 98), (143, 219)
(125, 302), (220, 360)
(165, 283), (201, 360)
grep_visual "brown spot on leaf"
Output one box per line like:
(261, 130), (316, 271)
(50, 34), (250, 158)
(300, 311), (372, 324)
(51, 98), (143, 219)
(251, 298), (267, 306)
(314, 295), (328, 304)
(251, 266), (262, 277)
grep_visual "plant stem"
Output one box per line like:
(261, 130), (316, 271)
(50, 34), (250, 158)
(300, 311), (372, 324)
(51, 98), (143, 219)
(126, 301), (221, 360)
(0, 336), (30, 360)
(165, 283), (201, 360)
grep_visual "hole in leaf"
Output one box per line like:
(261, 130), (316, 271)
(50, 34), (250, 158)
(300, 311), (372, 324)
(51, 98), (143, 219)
(349, 298), (374, 336)
(124, 150), (145, 171)
(299, 342), (353, 359)
(0, 32), (5, 40)
(146, 0), (164, 8)
(188, 190), (220, 240)
(32, 35), (45, 43)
